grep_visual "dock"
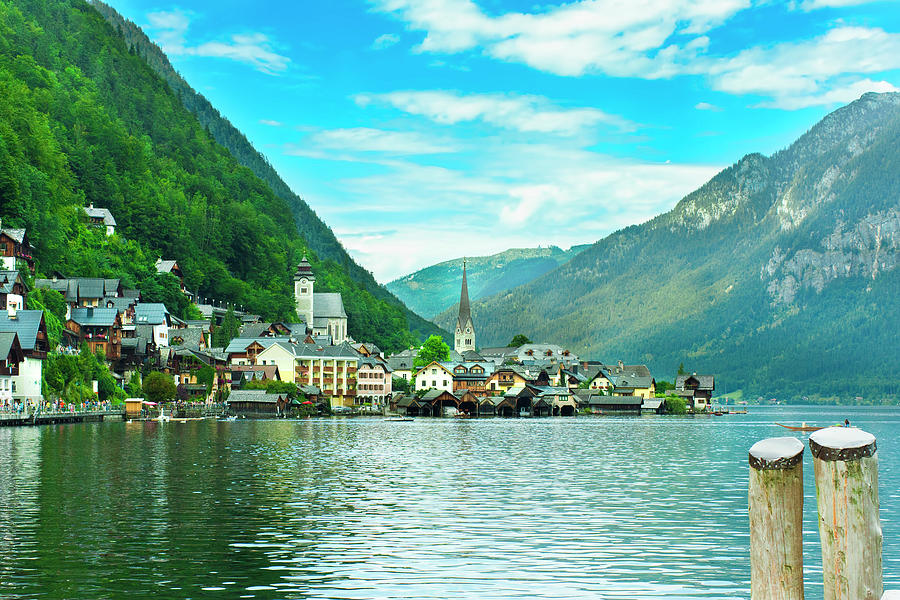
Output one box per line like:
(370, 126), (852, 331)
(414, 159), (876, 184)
(0, 409), (125, 427)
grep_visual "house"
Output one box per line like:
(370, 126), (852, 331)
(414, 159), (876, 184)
(641, 398), (665, 414)
(293, 342), (360, 408)
(35, 277), (123, 316)
(227, 364), (280, 390)
(387, 348), (418, 381)
(0, 332), (25, 404)
(168, 326), (206, 351)
(0, 270), (27, 311)
(255, 340), (300, 383)
(0, 220), (34, 272)
(610, 373), (656, 400)
(134, 303), (171, 348)
(413, 361), (454, 393)
(226, 389), (290, 417)
(84, 203), (117, 236)
(448, 361), (495, 394)
(352, 342), (382, 358)
(478, 346), (517, 366)
(0, 308), (48, 401)
(66, 307), (123, 360)
(357, 357), (392, 407)
(502, 385), (536, 417)
(293, 257), (349, 343)
(484, 365), (529, 395)
(675, 374), (716, 411)
(155, 259), (187, 295)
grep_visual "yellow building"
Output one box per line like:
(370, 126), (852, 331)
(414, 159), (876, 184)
(294, 343), (358, 408)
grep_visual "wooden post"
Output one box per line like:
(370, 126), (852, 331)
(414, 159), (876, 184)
(749, 437), (806, 600)
(810, 427), (882, 600)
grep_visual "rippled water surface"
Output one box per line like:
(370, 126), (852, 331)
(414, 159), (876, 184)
(0, 405), (898, 599)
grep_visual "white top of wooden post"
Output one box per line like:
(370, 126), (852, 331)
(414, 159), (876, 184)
(809, 427), (877, 461)
(749, 437), (804, 470)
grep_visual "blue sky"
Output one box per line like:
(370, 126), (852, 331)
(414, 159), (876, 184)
(106, 0), (900, 282)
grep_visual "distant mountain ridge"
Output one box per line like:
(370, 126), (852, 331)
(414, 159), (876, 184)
(387, 245), (589, 320)
(435, 93), (900, 402)
(90, 0), (445, 342)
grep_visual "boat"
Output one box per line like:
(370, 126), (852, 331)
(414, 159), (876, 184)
(218, 415), (237, 422)
(776, 422), (823, 432)
(384, 416), (414, 422)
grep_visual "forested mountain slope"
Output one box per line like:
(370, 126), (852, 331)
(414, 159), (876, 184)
(387, 245), (588, 319)
(0, 0), (432, 351)
(439, 93), (900, 402)
(89, 0), (445, 342)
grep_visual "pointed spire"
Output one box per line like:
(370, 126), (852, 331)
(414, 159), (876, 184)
(457, 258), (471, 329)
(294, 254), (314, 280)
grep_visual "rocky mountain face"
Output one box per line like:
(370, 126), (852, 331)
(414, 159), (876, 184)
(448, 93), (900, 401)
(388, 245), (588, 320)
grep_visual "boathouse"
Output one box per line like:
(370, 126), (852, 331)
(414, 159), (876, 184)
(226, 389), (289, 417)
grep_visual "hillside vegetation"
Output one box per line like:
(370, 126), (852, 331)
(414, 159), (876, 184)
(388, 245), (588, 319)
(89, 0), (445, 342)
(0, 0), (429, 351)
(442, 93), (900, 402)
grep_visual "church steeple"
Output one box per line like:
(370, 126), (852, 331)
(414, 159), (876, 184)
(454, 259), (476, 354)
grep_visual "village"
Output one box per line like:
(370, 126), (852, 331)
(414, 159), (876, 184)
(1, 211), (716, 422)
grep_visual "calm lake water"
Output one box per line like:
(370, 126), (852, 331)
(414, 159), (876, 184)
(0, 405), (897, 599)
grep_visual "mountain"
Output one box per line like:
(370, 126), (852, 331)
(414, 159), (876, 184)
(0, 0), (436, 352)
(387, 245), (589, 320)
(435, 93), (900, 402)
(89, 1), (445, 343)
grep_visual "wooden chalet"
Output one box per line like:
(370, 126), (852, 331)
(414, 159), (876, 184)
(484, 365), (529, 395)
(0, 270), (27, 311)
(675, 374), (716, 410)
(0, 221), (34, 273)
(66, 307), (123, 359)
(0, 332), (24, 401)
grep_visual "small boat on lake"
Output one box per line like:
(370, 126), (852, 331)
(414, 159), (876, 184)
(385, 416), (414, 422)
(776, 422), (823, 432)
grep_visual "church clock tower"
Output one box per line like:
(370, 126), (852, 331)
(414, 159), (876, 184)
(454, 259), (476, 354)
(294, 255), (315, 329)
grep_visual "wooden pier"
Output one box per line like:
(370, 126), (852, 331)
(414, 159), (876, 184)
(0, 409), (125, 427)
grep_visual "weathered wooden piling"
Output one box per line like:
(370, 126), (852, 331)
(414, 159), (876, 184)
(809, 427), (882, 600)
(749, 436), (806, 600)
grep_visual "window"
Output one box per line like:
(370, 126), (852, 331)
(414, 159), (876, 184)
(300, 287), (308, 294)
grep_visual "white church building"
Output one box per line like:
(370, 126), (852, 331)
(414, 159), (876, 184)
(293, 256), (349, 343)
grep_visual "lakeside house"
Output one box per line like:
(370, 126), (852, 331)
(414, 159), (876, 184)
(0, 308), (48, 402)
(0, 332), (25, 404)
(675, 374), (716, 411)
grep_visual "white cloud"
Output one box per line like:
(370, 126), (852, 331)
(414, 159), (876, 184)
(144, 10), (290, 74)
(704, 27), (900, 109)
(799, 0), (875, 9)
(303, 139), (720, 281)
(369, 0), (750, 77)
(356, 90), (635, 134)
(260, 119), (283, 127)
(307, 127), (458, 154)
(695, 101), (723, 111)
(372, 33), (400, 49)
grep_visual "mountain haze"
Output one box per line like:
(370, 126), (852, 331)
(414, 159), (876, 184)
(387, 245), (588, 320)
(437, 93), (900, 401)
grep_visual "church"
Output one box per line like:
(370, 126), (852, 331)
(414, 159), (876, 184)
(454, 260), (476, 355)
(293, 257), (348, 344)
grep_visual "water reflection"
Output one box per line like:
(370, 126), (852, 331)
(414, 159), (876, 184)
(0, 406), (896, 599)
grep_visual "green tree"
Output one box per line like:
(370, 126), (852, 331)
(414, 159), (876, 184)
(197, 365), (216, 396)
(665, 394), (687, 415)
(140, 273), (190, 319)
(677, 363), (686, 375)
(142, 371), (176, 404)
(508, 334), (532, 348)
(656, 379), (675, 394)
(392, 376), (411, 394)
(126, 372), (142, 397)
(212, 308), (241, 348)
(414, 335), (450, 367)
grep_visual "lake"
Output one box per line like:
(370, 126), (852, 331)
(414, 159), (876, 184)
(0, 405), (897, 599)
